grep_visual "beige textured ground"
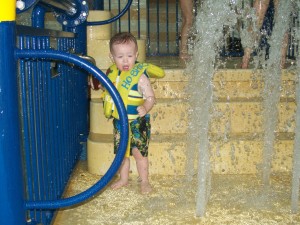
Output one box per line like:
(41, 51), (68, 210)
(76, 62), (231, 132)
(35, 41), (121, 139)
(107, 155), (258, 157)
(53, 161), (300, 225)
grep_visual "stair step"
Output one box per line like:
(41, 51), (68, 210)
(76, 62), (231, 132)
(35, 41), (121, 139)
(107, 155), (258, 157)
(91, 68), (296, 100)
(89, 98), (188, 134)
(87, 65), (297, 176)
(89, 98), (296, 135)
(87, 133), (293, 175)
(90, 68), (189, 99)
(87, 133), (186, 176)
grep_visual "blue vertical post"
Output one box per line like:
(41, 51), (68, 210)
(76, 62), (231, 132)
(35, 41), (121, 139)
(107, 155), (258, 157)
(94, 0), (104, 10)
(32, 5), (46, 28)
(0, 1), (26, 224)
(74, 22), (89, 145)
(64, 22), (89, 158)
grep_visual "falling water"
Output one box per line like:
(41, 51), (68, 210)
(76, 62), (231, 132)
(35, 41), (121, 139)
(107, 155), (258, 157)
(261, 1), (293, 185)
(185, 0), (238, 217)
(186, 0), (295, 217)
(291, 53), (300, 210)
(291, 0), (300, 213)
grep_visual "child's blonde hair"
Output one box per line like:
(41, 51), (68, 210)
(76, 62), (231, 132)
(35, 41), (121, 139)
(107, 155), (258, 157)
(109, 32), (138, 52)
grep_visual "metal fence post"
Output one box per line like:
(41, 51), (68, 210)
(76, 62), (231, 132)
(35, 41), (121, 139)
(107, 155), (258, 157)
(0, 1), (26, 224)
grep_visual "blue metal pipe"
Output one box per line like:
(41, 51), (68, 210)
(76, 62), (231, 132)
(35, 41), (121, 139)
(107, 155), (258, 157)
(46, 60), (56, 203)
(156, 0), (160, 54)
(87, 0), (133, 26)
(32, 4), (46, 28)
(39, 0), (78, 16)
(34, 0), (88, 27)
(166, 0), (169, 54)
(64, 22), (89, 163)
(137, 0), (141, 38)
(118, 0), (121, 32)
(93, 0), (104, 10)
(30, 38), (45, 222)
(0, 22), (26, 224)
(18, 36), (35, 221)
(16, 49), (129, 209)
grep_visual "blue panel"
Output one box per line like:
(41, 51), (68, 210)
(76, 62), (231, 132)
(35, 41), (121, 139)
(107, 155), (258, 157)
(0, 22), (26, 225)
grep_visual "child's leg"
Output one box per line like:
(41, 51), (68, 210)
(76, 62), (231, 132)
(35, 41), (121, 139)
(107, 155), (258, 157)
(132, 148), (152, 194)
(179, 0), (193, 59)
(111, 157), (130, 190)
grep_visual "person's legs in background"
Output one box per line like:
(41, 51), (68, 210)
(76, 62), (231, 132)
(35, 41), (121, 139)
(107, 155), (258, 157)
(179, 0), (194, 60)
(242, 0), (270, 68)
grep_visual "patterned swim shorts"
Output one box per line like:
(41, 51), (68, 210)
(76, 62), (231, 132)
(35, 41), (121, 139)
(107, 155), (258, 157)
(113, 114), (151, 157)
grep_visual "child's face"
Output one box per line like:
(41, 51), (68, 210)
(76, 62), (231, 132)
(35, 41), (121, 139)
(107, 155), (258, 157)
(110, 41), (138, 71)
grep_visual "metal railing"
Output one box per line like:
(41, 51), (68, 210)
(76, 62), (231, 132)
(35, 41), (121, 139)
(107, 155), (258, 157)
(16, 25), (88, 224)
(96, 0), (298, 58)
(95, 0), (180, 56)
(17, 47), (128, 211)
(14, 25), (128, 225)
(4, 1), (131, 224)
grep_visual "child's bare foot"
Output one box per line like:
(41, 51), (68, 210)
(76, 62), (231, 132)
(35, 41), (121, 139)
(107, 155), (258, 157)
(140, 181), (152, 194)
(111, 179), (128, 190)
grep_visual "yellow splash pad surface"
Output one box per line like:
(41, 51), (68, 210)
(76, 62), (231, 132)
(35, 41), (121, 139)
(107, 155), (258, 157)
(54, 161), (300, 225)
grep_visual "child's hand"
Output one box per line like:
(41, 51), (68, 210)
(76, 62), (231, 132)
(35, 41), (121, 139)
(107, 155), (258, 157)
(137, 106), (147, 117)
(89, 76), (102, 90)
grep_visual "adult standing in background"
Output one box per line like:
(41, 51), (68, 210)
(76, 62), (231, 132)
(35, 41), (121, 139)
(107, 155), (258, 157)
(242, 0), (288, 69)
(242, 0), (271, 68)
(179, 0), (194, 60)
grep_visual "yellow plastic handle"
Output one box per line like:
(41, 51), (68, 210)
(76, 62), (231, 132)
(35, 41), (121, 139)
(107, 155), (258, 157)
(103, 93), (114, 118)
(145, 64), (165, 79)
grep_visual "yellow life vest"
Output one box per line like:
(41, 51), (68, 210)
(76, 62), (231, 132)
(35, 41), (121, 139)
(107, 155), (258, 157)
(102, 62), (165, 120)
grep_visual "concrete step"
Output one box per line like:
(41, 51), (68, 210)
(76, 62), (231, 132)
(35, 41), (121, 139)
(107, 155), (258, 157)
(91, 68), (296, 101)
(89, 98), (187, 135)
(213, 69), (296, 101)
(87, 133), (186, 176)
(87, 132), (293, 176)
(89, 98), (296, 135)
(87, 67), (297, 176)
(90, 68), (189, 99)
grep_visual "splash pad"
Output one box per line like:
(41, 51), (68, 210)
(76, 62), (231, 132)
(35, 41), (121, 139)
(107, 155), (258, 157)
(54, 1), (300, 224)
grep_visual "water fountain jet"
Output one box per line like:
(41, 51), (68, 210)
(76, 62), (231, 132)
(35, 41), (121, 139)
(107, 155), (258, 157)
(186, 0), (296, 216)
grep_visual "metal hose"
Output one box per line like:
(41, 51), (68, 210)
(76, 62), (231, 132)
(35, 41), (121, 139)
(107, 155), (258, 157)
(39, 0), (77, 16)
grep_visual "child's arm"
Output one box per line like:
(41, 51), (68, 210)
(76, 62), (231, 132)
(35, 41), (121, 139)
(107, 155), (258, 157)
(137, 74), (156, 117)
